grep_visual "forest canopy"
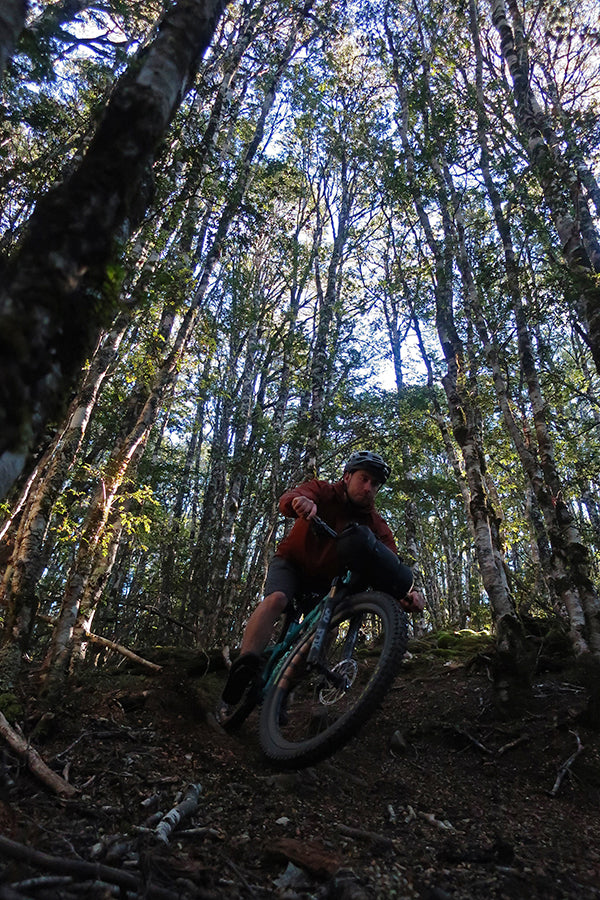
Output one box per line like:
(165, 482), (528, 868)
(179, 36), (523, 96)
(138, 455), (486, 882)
(0, 0), (599, 692)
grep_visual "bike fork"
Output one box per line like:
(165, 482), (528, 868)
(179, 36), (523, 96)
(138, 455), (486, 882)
(306, 582), (357, 690)
(306, 580), (340, 667)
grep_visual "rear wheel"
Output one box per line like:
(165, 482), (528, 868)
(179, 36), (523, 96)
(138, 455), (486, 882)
(259, 591), (407, 768)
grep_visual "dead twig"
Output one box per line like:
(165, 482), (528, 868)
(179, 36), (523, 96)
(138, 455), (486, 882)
(177, 827), (223, 839)
(497, 735), (529, 756)
(549, 731), (584, 797)
(0, 712), (76, 798)
(453, 725), (493, 754)
(222, 855), (259, 896)
(0, 835), (180, 900)
(155, 783), (202, 844)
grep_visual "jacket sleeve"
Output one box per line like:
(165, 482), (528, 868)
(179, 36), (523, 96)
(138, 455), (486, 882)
(278, 479), (333, 517)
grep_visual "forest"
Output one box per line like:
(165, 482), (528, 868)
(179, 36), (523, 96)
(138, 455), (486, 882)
(1, 0), (600, 764)
(1, 1), (600, 897)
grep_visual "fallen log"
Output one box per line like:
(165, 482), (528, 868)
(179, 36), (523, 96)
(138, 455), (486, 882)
(84, 631), (162, 672)
(36, 613), (162, 673)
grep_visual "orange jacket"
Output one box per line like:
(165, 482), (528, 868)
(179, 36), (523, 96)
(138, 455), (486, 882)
(275, 478), (397, 586)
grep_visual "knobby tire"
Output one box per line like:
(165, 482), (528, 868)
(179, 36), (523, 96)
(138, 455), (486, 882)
(258, 591), (407, 768)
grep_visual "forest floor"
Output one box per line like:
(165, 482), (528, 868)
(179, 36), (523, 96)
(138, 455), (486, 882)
(1, 632), (600, 900)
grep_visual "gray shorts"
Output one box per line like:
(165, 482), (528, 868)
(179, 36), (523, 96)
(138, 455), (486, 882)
(264, 556), (328, 612)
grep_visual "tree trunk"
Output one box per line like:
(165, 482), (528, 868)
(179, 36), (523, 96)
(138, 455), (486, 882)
(0, 0), (26, 81)
(488, 0), (600, 374)
(0, 319), (128, 690)
(470, 0), (600, 655)
(0, 0), (229, 497)
(305, 159), (353, 476)
(42, 299), (190, 685)
(385, 18), (525, 694)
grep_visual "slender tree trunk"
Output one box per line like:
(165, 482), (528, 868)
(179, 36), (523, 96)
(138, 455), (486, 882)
(42, 297), (193, 685)
(159, 357), (211, 611)
(470, 0), (600, 655)
(0, 319), (128, 690)
(385, 18), (524, 688)
(206, 322), (262, 615)
(305, 160), (354, 476)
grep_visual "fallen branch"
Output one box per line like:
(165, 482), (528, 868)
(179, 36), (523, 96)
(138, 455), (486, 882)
(177, 827), (223, 839)
(549, 731), (584, 797)
(0, 712), (76, 798)
(452, 726), (493, 754)
(336, 823), (395, 847)
(37, 613), (162, 672)
(497, 735), (529, 756)
(84, 631), (162, 672)
(155, 783), (202, 844)
(0, 835), (181, 900)
(420, 811), (455, 832)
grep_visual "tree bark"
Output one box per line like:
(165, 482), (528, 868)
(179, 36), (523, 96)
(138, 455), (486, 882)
(0, 0), (26, 81)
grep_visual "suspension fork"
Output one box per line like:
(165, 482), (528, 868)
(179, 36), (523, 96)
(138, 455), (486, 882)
(341, 612), (362, 659)
(306, 580), (341, 667)
(305, 581), (359, 689)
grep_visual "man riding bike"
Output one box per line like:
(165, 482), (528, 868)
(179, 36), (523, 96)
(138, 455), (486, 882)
(220, 450), (425, 710)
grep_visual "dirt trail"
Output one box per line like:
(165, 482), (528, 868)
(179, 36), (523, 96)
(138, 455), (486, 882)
(1, 648), (599, 899)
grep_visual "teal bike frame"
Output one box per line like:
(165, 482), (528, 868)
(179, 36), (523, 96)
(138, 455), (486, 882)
(257, 583), (342, 701)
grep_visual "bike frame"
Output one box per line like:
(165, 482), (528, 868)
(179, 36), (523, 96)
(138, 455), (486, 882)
(255, 572), (357, 703)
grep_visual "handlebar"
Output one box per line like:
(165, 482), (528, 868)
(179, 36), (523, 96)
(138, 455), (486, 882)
(310, 515), (338, 539)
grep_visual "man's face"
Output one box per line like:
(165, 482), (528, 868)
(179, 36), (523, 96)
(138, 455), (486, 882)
(343, 468), (382, 508)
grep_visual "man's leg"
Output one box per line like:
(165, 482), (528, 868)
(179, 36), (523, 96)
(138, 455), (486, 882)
(239, 591), (288, 656)
(221, 593), (288, 705)
(221, 559), (298, 706)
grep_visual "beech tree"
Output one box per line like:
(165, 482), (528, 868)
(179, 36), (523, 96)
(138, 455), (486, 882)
(489, 0), (600, 373)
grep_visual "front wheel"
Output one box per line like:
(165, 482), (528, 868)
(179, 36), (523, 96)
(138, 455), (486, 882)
(259, 591), (407, 768)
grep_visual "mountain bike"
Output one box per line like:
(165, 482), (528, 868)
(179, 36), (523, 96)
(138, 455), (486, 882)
(217, 517), (409, 769)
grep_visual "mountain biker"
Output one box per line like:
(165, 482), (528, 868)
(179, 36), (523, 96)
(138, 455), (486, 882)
(220, 450), (425, 708)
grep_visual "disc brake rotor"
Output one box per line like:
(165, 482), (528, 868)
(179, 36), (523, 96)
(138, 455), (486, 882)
(318, 659), (358, 705)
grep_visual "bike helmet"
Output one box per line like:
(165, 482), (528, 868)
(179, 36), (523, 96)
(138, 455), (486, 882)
(344, 451), (391, 484)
